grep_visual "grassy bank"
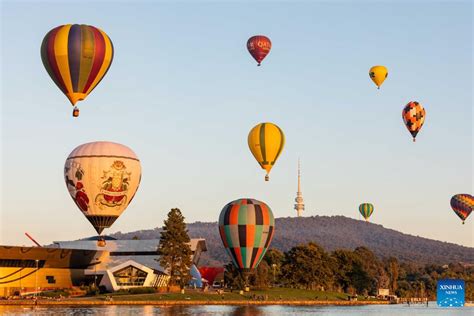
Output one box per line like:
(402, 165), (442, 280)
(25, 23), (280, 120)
(0, 288), (387, 306)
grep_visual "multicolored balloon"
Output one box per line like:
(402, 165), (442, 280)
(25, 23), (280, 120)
(218, 199), (275, 273)
(402, 101), (426, 142)
(369, 65), (388, 89)
(359, 203), (374, 222)
(247, 35), (271, 66)
(248, 122), (285, 181)
(41, 24), (114, 117)
(450, 194), (473, 224)
(64, 142), (141, 242)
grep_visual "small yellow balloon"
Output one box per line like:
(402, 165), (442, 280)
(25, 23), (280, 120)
(369, 65), (388, 89)
(248, 122), (285, 181)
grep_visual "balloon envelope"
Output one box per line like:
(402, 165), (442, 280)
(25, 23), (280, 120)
(247, 35), (271, 66)
(248, 122), (285, 181)
(41, 24), (114, 112)
(369, 65), (388, 88)
(359, 203), (374, 221)
(64, 141), (141, 234)
(218, 198), (275, 272)
(402, 101), (426, 141)
(450, 194), (473, 224)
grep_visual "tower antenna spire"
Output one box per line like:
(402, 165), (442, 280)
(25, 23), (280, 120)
(294, 158), (305, 217)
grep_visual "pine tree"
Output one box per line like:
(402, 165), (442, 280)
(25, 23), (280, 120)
(158, 208), (192, 288)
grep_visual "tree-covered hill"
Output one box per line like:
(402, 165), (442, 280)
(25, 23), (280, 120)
(109, 215), (473, 266)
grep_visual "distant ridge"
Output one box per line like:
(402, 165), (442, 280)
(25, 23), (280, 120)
(109, 215), (473, 266)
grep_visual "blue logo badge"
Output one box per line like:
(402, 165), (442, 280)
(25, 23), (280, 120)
(437, 279), (465, 307)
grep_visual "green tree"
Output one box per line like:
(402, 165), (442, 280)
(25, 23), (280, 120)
(263, 248), (284, 285)
(387, 257), (399, 294)
(281, 242), (334, 290)
(157, 208), (192, 289)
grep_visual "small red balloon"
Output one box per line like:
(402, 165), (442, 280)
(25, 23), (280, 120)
(247, 35), (271, 66)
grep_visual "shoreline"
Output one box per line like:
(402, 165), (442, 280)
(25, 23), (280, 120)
(0, 300), (390, 306)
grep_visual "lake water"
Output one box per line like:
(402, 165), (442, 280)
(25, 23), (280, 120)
(0, 303), (471, 315)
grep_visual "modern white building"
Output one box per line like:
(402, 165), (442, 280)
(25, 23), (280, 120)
(53, 238), (207, 292)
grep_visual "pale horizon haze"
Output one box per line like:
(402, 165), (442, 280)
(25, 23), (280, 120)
(1, 1), (473, 248)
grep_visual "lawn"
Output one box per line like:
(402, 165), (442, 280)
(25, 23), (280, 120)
(93, 288), (356, 302)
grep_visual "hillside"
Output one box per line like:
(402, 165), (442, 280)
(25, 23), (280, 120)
(109, 215), (474, 266)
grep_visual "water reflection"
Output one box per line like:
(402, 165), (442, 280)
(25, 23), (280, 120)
(0, 304), (472, 316)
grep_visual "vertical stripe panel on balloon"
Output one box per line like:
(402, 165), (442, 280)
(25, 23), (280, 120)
(253, 247), (265, 268)
(234, 247), (244, 269)
(259, 124), (268, 165)
(230, 204), (239, 225)
(222, 204), (232, 225)
(238, 204), (248, 225)
(85, 28), (113, 94)
(224, 225), (233, 248)
(82, 27), (106, 94)
(264, 226), (274, 248)
(272, 126), (285, 165)
(250, 247), (259, 269)
(238, 225), (247, 248)
(228, 248), (240, 269)
(45, 27), (68, 94)
(246, 205), (255, 225)
(54, 24), (74, 94)
(254, 205), (263, 225)
(41, 29), (65, 93)
(78, 25), (95, 92)
(246, 225), (255, 249)
(219, 226), (228, 248)
(262, 206), (269, 225)
(254, 225), (263, 248)
(68, 24), (82, 92)
(229, 225), (239, 248)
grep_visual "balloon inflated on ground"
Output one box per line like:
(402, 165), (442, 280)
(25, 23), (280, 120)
(359, 203), (374, 222)
(402, 101), (426, 142)
(218, 198), (275, 286)
(41, 24), (114, 117)
(64, 141), (141, 246)
(450, 194), (473, 224)
(247, 35), (271, 66)
(369, 65), (388, 89)
(248, 122), (285, 181)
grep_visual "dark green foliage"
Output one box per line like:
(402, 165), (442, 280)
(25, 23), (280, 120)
(157, 208), (193, 288)
(281, 242), (334, 290)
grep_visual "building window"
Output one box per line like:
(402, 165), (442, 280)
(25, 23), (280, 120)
(46, 276), (56, 284)
(113, 265), (147, 286)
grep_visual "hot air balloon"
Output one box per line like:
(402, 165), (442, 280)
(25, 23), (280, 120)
(41, 24), (114, 117)
(64, 141), (141, 246)
(402, 101), (426, 142)
(248, 122), (285, 181)
(359, 203), (374, 222)
(218, 198), (275, 286)
(247, 35), (271, 66)
(450, 194), (473, 224)
(369, 65), (388, 89)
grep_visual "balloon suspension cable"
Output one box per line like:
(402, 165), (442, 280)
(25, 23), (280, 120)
(265, 174), (269, 181)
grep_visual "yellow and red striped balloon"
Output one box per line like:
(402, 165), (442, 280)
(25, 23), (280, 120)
(41, 24), (114, 117)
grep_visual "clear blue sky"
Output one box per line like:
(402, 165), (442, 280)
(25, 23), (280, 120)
(1, 1), (472, 247)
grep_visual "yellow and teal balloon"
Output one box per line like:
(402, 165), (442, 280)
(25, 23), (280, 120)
(369, 65), (388, 89)
(248, 122), (285, 181)
(41, 24), (114, 117)
(359, 203), (374, 222)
